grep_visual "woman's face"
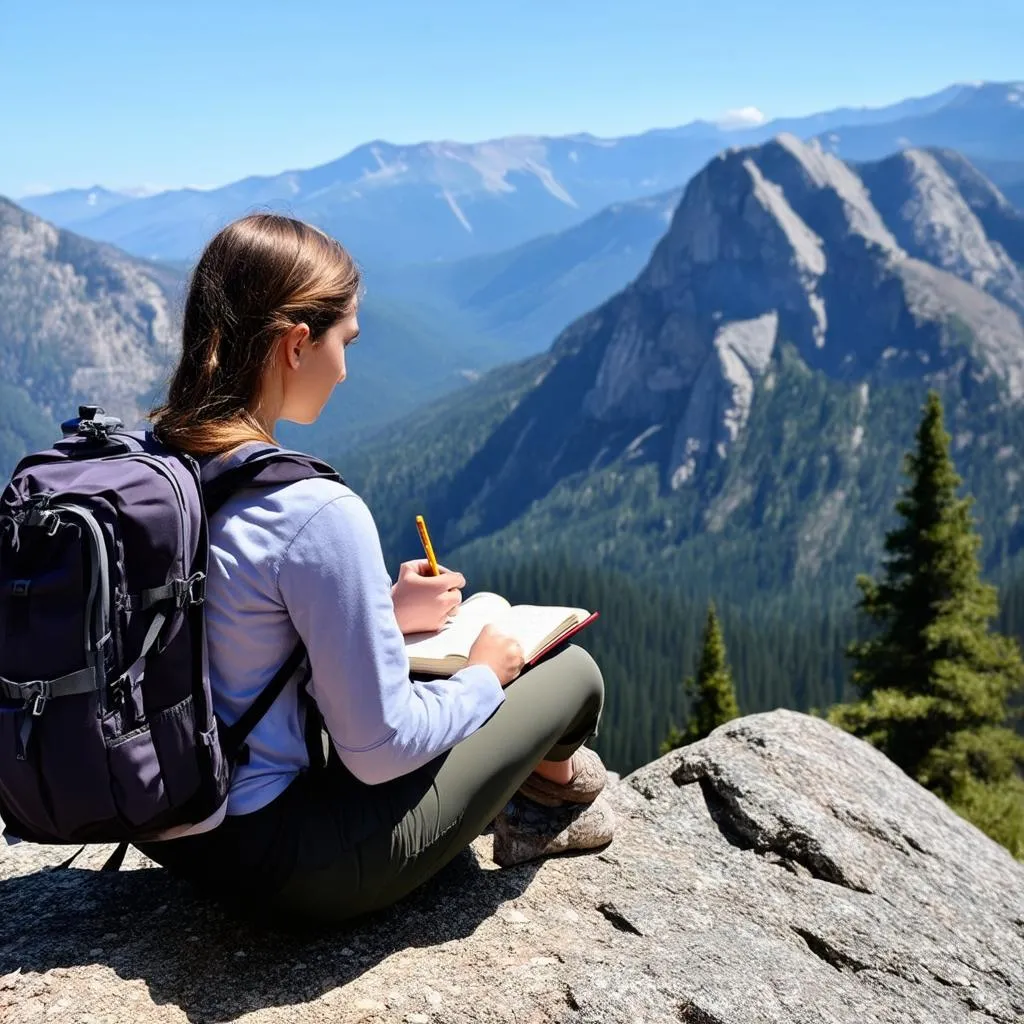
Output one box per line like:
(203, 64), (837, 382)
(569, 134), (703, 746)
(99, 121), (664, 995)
(280, 311), (360, 425)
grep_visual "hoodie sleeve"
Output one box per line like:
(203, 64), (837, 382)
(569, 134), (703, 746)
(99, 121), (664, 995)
(276, 492), (505, 784)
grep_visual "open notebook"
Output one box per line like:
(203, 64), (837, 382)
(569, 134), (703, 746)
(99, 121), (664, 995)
(404, 592), (598, 676)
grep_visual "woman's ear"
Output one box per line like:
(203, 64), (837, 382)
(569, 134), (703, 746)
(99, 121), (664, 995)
(279, 323), (311, 370)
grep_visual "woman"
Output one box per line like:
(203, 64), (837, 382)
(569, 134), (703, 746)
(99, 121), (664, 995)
(138, 213), (615, 926)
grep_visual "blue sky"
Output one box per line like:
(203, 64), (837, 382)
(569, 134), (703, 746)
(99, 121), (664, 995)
(1, 0), (1021, 197)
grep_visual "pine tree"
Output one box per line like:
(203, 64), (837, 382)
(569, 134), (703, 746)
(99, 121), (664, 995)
(829, 390), (1024, 858)
(661, 602), (740, 753)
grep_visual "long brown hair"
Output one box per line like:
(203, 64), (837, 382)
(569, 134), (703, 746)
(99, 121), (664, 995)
(151, 213), (361, 454)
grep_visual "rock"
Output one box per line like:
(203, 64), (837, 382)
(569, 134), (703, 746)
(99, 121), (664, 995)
(2, 710), (1022, 1023)
(0, 198), (183, 477)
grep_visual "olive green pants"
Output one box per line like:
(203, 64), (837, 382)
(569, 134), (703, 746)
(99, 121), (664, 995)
(140, 644), (604, 926)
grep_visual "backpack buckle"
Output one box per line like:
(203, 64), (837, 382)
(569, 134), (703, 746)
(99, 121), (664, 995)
(30, 691), (47, 717)
(186, 572), (206, 605)
(108, 672), (131, 709)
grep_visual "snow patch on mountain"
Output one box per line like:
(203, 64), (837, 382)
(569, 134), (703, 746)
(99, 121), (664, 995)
(443, 190), (473, 233)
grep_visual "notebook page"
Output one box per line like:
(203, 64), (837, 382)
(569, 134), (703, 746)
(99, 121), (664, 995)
(494, 604), (589, 658)
(403, 592), (512, 662)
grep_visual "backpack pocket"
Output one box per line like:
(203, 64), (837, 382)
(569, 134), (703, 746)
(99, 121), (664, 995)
(107, 725), (169, 827)
(150, 694), (202, 807)
(0, 707), (59, 838)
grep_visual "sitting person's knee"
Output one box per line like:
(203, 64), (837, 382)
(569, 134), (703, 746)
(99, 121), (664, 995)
(564, 644), (604, 707)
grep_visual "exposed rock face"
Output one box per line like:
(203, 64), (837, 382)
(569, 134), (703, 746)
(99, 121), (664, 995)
(575, 135), (1024, 476)
(2, 711), (1021, 1023)
(859, 149), (1024, 313)
(0, 198), (183, 476)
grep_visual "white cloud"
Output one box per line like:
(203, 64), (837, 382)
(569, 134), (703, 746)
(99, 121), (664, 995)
(715, 106), (768, 130)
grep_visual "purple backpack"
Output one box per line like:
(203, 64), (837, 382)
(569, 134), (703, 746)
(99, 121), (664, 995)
(0, 405), (339, 847)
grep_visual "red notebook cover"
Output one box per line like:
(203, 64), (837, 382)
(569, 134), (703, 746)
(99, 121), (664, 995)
(525, 610), (600, 668)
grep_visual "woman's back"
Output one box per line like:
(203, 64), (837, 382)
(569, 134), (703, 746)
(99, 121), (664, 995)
(205, 452), (507, 815)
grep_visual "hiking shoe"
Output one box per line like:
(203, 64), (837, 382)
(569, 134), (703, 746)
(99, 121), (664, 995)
(492, 791), (616, 868)
(516, 746), (607, 807)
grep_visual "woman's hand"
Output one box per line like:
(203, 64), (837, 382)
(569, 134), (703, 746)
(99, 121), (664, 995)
(466, 624), (525, 687)
(391, 559), (465, 635)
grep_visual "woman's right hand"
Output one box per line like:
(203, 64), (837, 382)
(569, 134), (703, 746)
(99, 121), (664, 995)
(466, 624), (525, 687)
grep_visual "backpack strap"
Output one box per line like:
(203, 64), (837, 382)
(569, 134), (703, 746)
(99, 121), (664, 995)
(198, 445), (342, 770)
(217, 641), (310, 765)
(200, 444), (342, 518)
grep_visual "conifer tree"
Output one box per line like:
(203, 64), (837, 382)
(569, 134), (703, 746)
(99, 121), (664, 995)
(661, 602), (740, 753)
(829, 390), (1024, 858)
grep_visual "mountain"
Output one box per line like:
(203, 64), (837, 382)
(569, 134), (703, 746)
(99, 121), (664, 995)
(818, 82), (1024, 163)
(16, 186), (142, 229)
(16, 135), (726, 264)
(974, 158), (1024, 213)
(372, 188), (682, 352)
(372, 140), (1024, 360)
(24, 82), (1023, 266)
(0, 198), (516, 478)
(0, 197), (183, 480)
(858, 148), (1024, 312)
(342, 138), (1024, 605)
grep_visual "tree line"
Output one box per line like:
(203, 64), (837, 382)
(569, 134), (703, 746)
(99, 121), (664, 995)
(463, 392), (1024, 860)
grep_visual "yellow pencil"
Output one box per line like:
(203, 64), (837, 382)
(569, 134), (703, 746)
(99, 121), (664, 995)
(415, 515), (440, 576)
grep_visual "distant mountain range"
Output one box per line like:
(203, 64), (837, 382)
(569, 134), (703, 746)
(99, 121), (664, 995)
(19, 82), (1024, 267)
(342, 137), (1024, 605)
(372, 188), (683, 352)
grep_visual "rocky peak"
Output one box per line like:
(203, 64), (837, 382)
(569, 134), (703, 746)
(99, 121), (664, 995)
(753, 134), (900, 255)
(441, 137), (1024, 545)
(929, 148), (1024, 267)
(0, 198), (183, 474)
(2, 711), (1021, 1023)
(859, 149), (1024, 312)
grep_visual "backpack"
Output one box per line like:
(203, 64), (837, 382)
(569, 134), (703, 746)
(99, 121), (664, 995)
(0, 405), (340, 846)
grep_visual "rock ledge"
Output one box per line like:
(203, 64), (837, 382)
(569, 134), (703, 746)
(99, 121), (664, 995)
(2, 710), (1022, 1023)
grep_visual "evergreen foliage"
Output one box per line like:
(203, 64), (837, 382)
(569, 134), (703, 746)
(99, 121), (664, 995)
(829, 391), (1024, 858)
(454, 553), (849, 773)
(661, 602), (740, 753)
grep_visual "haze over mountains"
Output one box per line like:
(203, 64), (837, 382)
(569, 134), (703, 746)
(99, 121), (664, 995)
(345, 135), (1024, 606)
(19, 81), (1024, 267)
(0, 199), (521, 479)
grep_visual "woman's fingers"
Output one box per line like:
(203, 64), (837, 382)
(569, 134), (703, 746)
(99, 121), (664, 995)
(442, 569), (466, 590)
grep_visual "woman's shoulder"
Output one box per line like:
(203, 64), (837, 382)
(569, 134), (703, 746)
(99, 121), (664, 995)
(267, 474), (364, 522)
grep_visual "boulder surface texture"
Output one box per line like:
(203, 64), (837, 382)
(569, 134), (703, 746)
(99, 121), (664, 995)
(2, 710), (1022, 1023)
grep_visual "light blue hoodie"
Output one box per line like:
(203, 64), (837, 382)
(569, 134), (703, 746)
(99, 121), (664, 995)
(205, 470), (505, 817)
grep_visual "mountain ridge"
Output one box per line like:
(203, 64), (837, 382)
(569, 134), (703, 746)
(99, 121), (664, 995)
(342, 139), (1024, 601)
(0, 196), (183, 479)
(21, 81), (1024, 265)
